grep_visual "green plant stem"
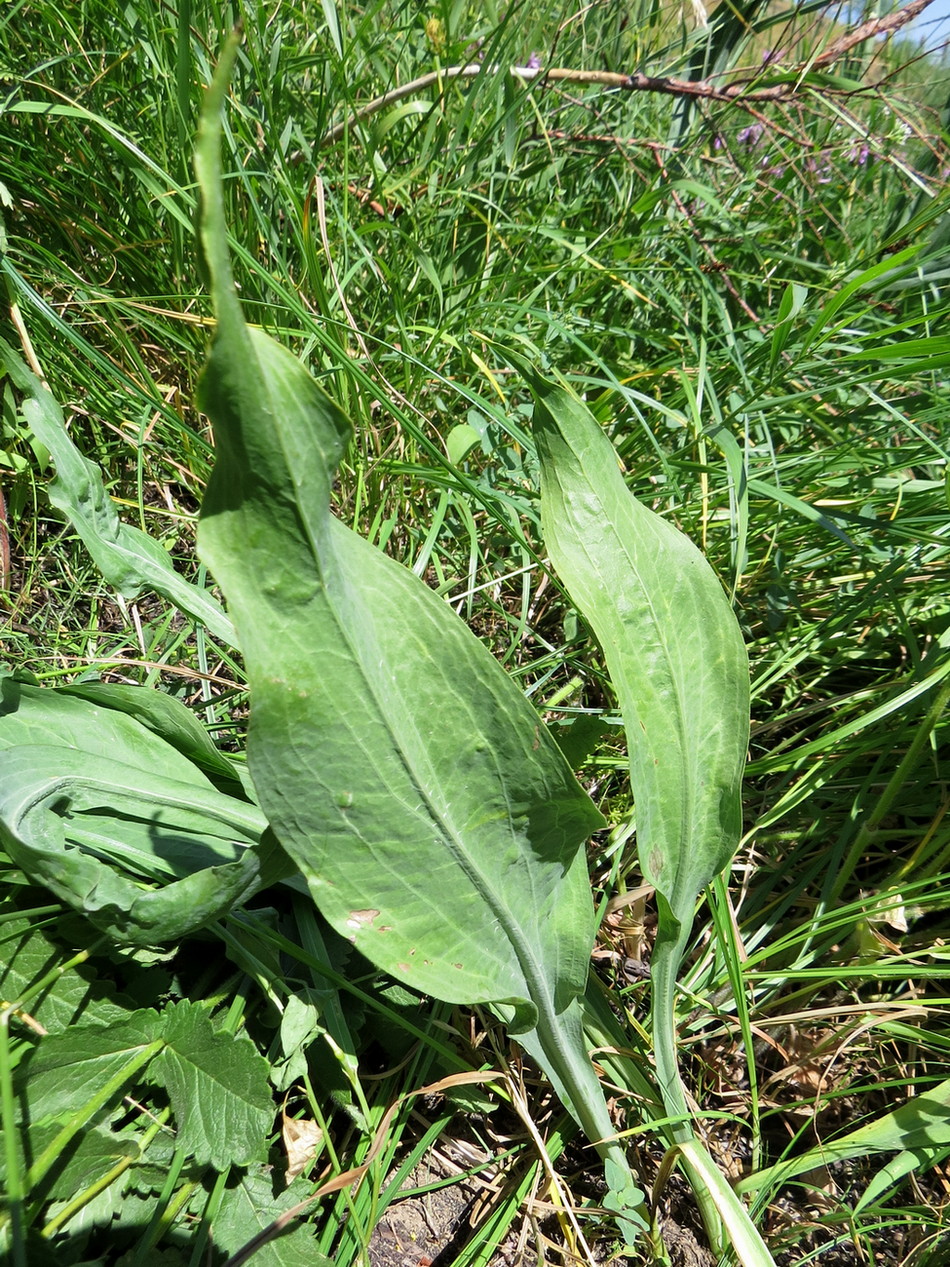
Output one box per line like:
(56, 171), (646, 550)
(649, 921), (693, 1136)
(824, 668), (950, 906)
(516, 998), (651, 1237)
(41, 1109), (172, 1238)
(0, 1007), (26, 1267)
(648, 918), (723, 1239)
(884, 673), (950, 886)
(650, 915), (777, 1267)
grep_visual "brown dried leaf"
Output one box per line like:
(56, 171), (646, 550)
(281, 1110), (324, 1185)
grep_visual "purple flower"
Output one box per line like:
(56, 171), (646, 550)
(526, 51), (541, 70)
(847, 141), (871, 166)
(737, 123), (765, 148)
(805, 152), (833, 183)
(762, 48), (786, 65)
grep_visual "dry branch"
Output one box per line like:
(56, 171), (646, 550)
(315, 0), (936, 149)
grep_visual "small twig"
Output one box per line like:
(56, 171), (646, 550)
(813, 0), (934, 68)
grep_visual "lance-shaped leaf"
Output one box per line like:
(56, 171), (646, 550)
(530, 374), (750, 929)
(194, 36), (601, 1034)
(530, 372), (773, 1265)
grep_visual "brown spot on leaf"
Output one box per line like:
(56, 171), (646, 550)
(346, 908), (380, 931)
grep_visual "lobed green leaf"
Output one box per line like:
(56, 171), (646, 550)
(154, 1000), (273, 1170)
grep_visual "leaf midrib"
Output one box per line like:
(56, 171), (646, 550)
(242, 337), (559, 1021)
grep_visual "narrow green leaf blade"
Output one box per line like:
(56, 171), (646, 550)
(531, 376), (750, 924)
(737, 1077), (950, 1196)
(0, 339), (235, 646)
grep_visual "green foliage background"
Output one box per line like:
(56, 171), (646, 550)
(1, 1), (949, 1263)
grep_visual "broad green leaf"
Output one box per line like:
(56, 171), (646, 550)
(154, 1001), (273, 1170)
(194, 35), (602, 1033)
(193, 40), (646, 1232)
(529, 372), (769, 1263)
(0, 339), (235, 647)
(531, 374), (749, 928)
(212, 1167), (335, 1267)
(31, 1122), (139, 1201)
(0, 674), (240, 790)
(0, 917), (131, 1035)
(16, 1002), (272, 1175)
(0, 676), (284, 944)
(0, 746), (278, 944)
(58, 680), (249, 794)
(44, 1172), (132, 1240)
(15, 1009), (165, 1121)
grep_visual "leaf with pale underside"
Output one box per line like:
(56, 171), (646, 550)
(194, 34), (601, 1034)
